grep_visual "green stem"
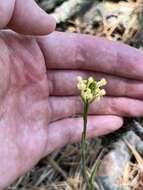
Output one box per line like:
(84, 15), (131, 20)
(81, 100), (90, 188)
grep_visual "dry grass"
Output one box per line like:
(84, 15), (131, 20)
(118, 139), (143, 189)
(8, 139), (104, 189)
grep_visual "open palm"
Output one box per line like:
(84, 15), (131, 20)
(1, 30), (143, 187)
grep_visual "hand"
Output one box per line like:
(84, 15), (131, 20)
(1, 0), (143, 188)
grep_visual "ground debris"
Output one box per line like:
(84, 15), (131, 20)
(97, 130), (143, 190)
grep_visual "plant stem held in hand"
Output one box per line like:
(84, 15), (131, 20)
(77, 76), (107, 189)
(81, 100), (89, 180)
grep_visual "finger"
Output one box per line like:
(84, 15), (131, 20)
(45, 116), (123, 154)
(7, 0), (56, 35)
(38, 32), (143, 80)
(0, 0), (15, 29)
(48, 70), (143, 99)
(48, 96), (143, 122)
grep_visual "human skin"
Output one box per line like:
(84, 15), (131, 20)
(1, 0), (143, 188)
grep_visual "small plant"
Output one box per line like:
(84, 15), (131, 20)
(77, 76), (107, 190)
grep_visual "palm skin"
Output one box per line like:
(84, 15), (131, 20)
(1, 30), (143, 188)
(0, 31), (123, 188)
(0, 31), (51, 187)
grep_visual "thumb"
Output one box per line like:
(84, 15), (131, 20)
(1, 0), (56, 35)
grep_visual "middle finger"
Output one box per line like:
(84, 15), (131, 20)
(48, 96), (143, 122)
(48, 70), (143, 99)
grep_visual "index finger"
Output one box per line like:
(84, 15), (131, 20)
(1, 0), (56, 35)
(37, 32), (143, 80)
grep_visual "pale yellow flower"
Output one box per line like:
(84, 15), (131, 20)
(77, 76), (107, 103)
(88, 77), (94, 84)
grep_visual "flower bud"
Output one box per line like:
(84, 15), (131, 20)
(77, 76), (107, 103)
